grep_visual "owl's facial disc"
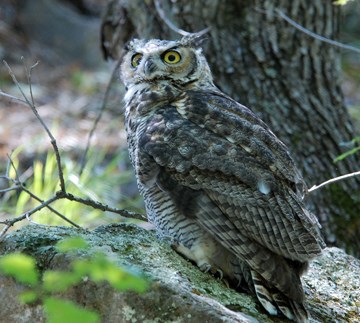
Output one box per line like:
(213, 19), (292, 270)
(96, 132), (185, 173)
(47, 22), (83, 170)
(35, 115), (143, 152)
(143, 50), (182, 78)
(121, 39), (214, 88)
(128, 47), (194, 83)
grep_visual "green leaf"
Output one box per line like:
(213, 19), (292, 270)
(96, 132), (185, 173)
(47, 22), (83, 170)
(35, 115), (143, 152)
(334, 146), (360, 162)
(109, 270), (149, 293)
(56, 237), (89, 253)
(0, 253), (39, 286)
(44, 297), (99, 323)
(72, 255), (148, 293)
(43, 270), (82, 292)
(19, 290), (38, 303)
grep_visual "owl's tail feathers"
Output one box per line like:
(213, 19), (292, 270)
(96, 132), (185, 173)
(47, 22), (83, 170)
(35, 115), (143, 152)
(251, 270), (308, 323)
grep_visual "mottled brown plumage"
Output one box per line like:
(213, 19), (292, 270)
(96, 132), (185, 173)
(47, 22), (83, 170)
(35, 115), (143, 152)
(120, 36), (325, 322)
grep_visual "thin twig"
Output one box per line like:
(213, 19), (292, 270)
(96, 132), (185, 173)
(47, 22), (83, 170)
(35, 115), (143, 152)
(6, 153), (80, 228)
(0, 90), (28, 105)
(255, 8), (360, 55)
(309, 170), (360, 193)
(25, 212), (42, 226)
(57, 191), (147, 222)
(0, 60), (147, 241)
(79, 56), (123, 176)
(5, 154), (11, 177)
(0, 186), (21, 193)
(3, 60), (34, 107)
(7, 196), (58, 223)
(154, 0), (210, 37)
(24, 59), (40, 106)
(7, 154), (21, 183)
(0, 195), (58, 241)
(0, 225), (11, 241)
(21, 186), (81, 228)
(3, 60), (66, 193)
(154, 0), (191, 36)
(18, 196), (57, 220)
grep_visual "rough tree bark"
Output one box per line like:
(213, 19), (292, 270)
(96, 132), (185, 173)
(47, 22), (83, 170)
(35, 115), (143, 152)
(101, 0), (360, 255)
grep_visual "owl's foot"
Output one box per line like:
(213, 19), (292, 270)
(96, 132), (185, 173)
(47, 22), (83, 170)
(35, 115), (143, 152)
(199, 263), (230, 288)
(199, 263), (224, 280)
(198, 262), (211, 272)
(172, 241), (224, 280)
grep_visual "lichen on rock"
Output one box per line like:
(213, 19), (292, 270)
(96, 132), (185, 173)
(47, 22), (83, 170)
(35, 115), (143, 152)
(0, 224), (359, 322)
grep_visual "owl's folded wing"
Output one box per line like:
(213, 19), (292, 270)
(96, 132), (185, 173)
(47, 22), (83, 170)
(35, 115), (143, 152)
(139, 94), (325, 264)
(176, 90), (306, 193)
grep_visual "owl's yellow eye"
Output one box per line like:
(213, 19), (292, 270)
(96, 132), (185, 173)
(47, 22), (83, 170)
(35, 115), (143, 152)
(131, 53), (143, 68)
(163, 51), (181, 64)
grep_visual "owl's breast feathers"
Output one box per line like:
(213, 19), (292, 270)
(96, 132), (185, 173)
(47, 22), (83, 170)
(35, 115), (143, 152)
(129, 88), (325, 302)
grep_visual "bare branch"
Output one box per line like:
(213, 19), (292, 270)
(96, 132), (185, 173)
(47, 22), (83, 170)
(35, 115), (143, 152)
(0, 185), (21, 194)
(23, 58), (40, 106)
(1, 197), (55, 223)
(7, 153), (21, 183)
(0, 225), (11, 241)
(0, 59), (147, 242)
(5, 154), (11, 177)
(21, 186), (81, 228)
(154, 0), (210, 37)
(0, 195), (58, 241)
(3, 60), (66, 193)
(254, 8), (360, 55)
(6, 154), (80, 228)
(0, 90), (28, 105)
(57, 191), (147, 222)
(309, 170), (360, 193)
(25, 212), (43, 226)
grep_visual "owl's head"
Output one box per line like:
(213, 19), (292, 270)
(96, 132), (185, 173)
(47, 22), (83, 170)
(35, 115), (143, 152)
(120, 37), (214, 89)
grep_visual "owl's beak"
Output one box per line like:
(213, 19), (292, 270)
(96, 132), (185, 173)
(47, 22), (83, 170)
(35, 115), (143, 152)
(144, 59), (157, 77)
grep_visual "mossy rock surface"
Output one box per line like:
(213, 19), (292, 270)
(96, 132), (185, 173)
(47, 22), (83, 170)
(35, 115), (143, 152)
(0, 224), (359, 323)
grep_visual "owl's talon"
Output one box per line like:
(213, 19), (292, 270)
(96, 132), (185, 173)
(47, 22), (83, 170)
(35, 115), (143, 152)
(199, 263), (212, 273)
(222, 278), (230, 288)
(215, 268), (224, 280)
(199, 263), (224, 280)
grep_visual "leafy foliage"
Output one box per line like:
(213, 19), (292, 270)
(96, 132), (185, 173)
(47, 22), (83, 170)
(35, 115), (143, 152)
(72, 254), (148, 293)
(0, 237), (149, 322)
(55, 236), (90, 252)
(0, 253), (39, 286)
(44, 297), (99, 323)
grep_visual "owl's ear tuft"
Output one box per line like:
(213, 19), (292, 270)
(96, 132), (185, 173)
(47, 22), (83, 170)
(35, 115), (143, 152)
(125, 38), (141, 51)
(180, 28), (210, 48)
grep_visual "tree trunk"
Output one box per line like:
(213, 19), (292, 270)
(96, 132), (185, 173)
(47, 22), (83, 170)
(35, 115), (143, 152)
(102, 0), (360, 255)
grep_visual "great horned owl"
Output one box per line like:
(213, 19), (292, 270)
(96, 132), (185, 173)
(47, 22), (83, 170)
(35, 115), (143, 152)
(120, 36), (325, 322)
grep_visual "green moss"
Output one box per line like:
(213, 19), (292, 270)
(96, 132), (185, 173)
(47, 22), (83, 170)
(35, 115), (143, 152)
(0, 224), (272, 321)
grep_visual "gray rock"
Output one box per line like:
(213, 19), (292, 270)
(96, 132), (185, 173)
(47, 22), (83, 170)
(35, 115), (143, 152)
(0, 224), (359, 323)
(18, 0), (103, 67)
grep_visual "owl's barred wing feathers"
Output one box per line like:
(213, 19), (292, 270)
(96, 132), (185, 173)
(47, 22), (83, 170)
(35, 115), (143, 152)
(139, 89), (325, 306)
(177, 90), (306, 192)
(140, 90), (324, 252)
